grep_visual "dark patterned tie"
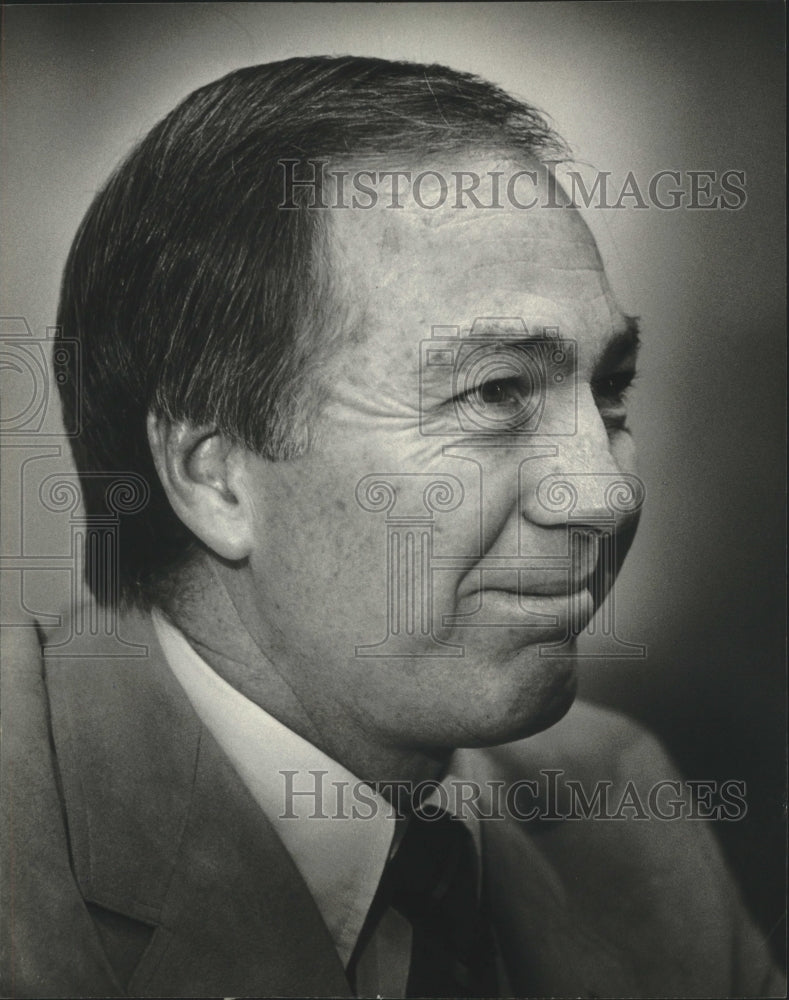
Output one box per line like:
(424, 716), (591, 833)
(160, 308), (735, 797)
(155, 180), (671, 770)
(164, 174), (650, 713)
(384, 809), (499, 998)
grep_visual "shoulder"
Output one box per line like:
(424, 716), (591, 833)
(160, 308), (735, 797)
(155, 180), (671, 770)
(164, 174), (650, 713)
(0, 618), (126, 996)
(477, 698), (674, 788)
(0, 608), (195, 896)
(462, 701), (785, 998)
(0, 608), (207, 997)
(473, 699), (715, 871)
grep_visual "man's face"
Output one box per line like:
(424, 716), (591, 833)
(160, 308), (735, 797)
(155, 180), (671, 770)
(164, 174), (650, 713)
(240, 161), (640, 754)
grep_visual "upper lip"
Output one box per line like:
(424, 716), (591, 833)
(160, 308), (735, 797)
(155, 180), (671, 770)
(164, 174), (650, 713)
(458, 555), (601, 600)
(482, 576), (594, 599)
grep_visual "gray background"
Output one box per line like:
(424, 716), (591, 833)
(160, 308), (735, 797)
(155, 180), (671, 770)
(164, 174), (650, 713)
(1, 1), (785, 962)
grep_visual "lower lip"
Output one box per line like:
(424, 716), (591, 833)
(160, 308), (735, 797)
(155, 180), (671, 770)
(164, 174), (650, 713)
(453, 588), (595, 641)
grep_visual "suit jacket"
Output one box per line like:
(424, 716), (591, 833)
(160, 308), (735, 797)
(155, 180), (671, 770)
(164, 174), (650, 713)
(1, 611), (784, 998)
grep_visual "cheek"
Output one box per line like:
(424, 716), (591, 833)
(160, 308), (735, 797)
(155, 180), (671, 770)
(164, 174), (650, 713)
(248, 486), (391, 655)
(609, 429), (638, 473)
(431, 477), (511, 556)
(259, 477), (376, 577)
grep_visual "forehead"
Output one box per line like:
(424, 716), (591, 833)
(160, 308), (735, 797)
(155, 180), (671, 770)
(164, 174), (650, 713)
(326, 161), (622, 369)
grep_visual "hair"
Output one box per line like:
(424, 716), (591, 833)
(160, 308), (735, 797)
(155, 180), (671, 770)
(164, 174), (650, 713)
(55, 54), (567, 608)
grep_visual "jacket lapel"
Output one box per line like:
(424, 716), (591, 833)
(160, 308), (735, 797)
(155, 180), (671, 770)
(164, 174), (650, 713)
(453, 742), (635, 999)
(481, 814), (634, 998)
(46, 609), (351, 997)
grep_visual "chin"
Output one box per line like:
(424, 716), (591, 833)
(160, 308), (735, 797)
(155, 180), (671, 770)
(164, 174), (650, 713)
(513, 663), (578, 740)
(457, 649), (579, 750)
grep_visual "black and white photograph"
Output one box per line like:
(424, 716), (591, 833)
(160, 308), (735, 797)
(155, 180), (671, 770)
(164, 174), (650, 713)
(1, 3), (785, 997)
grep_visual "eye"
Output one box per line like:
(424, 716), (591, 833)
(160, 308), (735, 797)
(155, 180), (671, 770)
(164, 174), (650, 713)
(474, 378), (523, 407)
(592, 369), (637, 405)
(592, 368), (637, 434)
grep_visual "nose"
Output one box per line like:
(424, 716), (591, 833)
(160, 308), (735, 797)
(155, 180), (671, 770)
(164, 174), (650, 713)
(519, 392), (643, 532)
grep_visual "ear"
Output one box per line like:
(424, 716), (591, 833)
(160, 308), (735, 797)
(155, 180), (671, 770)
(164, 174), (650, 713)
(147, 413), (254, 561)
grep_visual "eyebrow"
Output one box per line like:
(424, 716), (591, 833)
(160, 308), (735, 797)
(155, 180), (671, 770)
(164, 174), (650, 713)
(595, 315), (641, 370)
(418, 315), (641, 387)
(458, 316), (641, 352)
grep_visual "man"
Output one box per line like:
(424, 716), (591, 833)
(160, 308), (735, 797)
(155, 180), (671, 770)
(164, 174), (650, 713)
(1, 56), (783, 998)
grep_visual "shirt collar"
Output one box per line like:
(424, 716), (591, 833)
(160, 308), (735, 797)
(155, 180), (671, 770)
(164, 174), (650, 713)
(152, 610), (396, 967)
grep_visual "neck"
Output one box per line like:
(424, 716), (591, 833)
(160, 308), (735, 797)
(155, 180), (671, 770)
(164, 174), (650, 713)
(162, 555), (450, 790)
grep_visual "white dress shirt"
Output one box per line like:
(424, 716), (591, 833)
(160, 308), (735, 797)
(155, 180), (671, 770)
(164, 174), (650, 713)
(153, 610), (489, 997)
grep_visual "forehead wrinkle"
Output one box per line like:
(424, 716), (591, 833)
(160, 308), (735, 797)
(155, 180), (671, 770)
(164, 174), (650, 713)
(327, 184), (605, 286)
(379, 220), (603, 263)
(323, 181), (623, 378)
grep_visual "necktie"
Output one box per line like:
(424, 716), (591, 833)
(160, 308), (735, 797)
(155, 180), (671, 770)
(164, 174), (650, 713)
(384, 809), (499, 998)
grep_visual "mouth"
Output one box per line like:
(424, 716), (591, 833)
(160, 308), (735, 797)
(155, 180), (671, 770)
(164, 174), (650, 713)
(448, 586), (596, 639)
(456, 563), (598, 601)
(450, 535), (606, 637)
(457, 534), (602, 598)
(504, 574), (594, 598)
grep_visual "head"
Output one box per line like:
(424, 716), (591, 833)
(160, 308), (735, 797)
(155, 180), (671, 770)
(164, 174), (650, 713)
(57, 56), (641, 759)
(56, 56), (564, 605)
